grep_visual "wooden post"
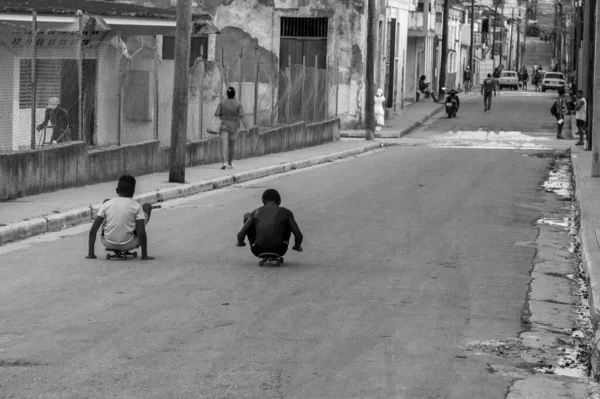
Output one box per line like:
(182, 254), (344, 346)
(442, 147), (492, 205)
(586, 0), (594, 152)
(271, 53), (276, 125)
(438, 0), (450, 100)
(287, 53), (291, 125)
(169, 0), (193, 183)
(199, 46), (204, 140)
(221, 47), (225, 97)
(313, 54), (318, 123)
(365, 0), (376, 140)
(78, 14), (84, 141)
(335, 59), (339, 117)
(591, 0), (600, 173)
(154, 38), (159, 141)
(253, 48), (259, 126)
(238, 47), (243, 107)
(30, 12), (37, 149)
(117, 31), (122, 146)
(301, 55), (305, 121)
(325, 59), (329, 119)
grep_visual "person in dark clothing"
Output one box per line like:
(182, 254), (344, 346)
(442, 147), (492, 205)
(236, 189), (303, 257)
(481, 73), (496, 112)
(36, 97), (70, 143)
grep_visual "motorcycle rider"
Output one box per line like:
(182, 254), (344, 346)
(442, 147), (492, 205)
(445, 88), (460, 110)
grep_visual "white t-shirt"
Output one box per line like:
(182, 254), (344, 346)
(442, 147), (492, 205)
(576, 98), (587, 121)
(98, 197), (146, 247)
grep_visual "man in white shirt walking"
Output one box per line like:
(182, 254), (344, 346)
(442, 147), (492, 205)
(574, 90), (587, 146)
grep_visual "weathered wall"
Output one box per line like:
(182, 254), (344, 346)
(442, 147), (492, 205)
(0, 46), (13, 151)
(0, 141), (87, 200)
(1, 118), (339, 200)
(202, 0), (377, 129)
(87, 140), (160, 183)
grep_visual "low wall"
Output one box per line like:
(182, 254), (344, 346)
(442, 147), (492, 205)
(0, 142), (87, 200)
(1, 118), (339, 200)
(88, 140), (160, 183)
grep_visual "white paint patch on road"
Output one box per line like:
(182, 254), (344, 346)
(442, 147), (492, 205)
(0, 148), (386, 256)
(443, 130), (552, 141)
(536, 217), (569, 228)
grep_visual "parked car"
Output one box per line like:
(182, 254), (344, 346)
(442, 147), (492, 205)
(498, 71), (519, 90)
(541, 72), (566, 92)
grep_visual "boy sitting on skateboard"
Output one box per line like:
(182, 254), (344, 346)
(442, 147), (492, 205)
(85, 175), (155, 260)
(236, 189), (303, 256)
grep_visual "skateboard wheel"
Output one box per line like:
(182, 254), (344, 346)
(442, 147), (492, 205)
(275, 260), (281, 266)
(259, 260), (264, 267)
(133, 252), (138, 258)
(106, 254), (111, 260)
(280, 257), (284, 264)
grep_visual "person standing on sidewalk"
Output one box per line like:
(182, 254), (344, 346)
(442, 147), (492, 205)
(481, 73), (496, 112)
(574, 90), (587, 145)
(463, 66), (472, 93)
(550, 89), (568, 140)
(374, 88), (386, 131)
(215, 87), (249, 170)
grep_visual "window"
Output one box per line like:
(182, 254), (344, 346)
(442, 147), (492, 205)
(162, 36), (208, 66)
(123, 70), (151, 121)
(280, 17), (328, 38)
(19, 59), (62, 109)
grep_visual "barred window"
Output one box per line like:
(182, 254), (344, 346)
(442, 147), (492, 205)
(19, 59), (61, 109)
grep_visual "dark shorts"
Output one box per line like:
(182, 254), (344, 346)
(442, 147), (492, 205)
(577, 119), (586, 128)
(251, 242), (289, 257)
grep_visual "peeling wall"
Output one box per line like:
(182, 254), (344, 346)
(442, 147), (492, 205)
(202, 0), (380, 128)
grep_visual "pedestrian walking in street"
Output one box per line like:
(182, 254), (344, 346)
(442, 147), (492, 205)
(520, 66), (529, 90)
(533, 69), (541, 92)
(574, 90), (587, 145)
(85, 175), (155, 260)
(550, 89), (568, 140)
(215, 87), (249, 170)
(374, 88), (386, 131)
(481, 73), (496, 112)
(492, 67), (501, 95)
(463, 66), (472, 93)
(36, 97), (71, 144)
(236, 189), (304, 258)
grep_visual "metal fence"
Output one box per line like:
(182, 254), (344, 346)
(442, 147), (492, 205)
(0, 20), (340, 153)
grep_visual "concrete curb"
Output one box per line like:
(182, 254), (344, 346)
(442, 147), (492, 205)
(0, 142), (382, 246)
(340, 104), (444, 139)
(571, 153), (600, 378)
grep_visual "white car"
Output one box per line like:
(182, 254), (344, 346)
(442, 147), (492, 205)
(541, 72), (566, 92)
(498, 71), (519, 90)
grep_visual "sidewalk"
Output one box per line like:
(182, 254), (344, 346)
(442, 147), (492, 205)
(571, 146), (600, 377)
(340, 89), (481, 138)
(0, 140), (384, 245)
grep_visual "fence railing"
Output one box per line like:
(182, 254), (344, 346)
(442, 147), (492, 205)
(0, 20), (340, 153)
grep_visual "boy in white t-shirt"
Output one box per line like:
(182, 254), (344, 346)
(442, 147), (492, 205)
(86, 175), (155, 260)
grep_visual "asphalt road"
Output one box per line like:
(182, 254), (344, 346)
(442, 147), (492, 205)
(0, 95), (562, 398)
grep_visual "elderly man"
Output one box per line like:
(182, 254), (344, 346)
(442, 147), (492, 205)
(36, 97), (70, 143)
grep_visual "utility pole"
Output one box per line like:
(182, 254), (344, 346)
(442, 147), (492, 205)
(492, 1), (499, 68)
(469, 0), (475, 72)
(169, 0), (193, 183)
(364, 0), (377, 141)
(509, 9), (514, 70)
(500, 1), (505, 66)
(438, 0), (450, 100)
(592, 0), (600, 174)
(516, 10), (521, 71)
(587, 0), (595, 153)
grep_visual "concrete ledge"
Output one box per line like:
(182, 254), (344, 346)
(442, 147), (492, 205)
(212, 176), (234, 189)
(0, 218), (49, 245)
(46, 206), (92, 232)
(0, 143), (382, 246)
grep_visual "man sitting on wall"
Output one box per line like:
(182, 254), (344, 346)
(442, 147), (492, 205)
(36, 97), (71, 144)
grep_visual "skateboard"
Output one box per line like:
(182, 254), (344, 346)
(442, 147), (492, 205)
(258, 253), (284, 267)
(105, 248), (138, 260)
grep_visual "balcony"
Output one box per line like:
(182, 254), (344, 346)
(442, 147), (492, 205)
(408, 10), (437, 37)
